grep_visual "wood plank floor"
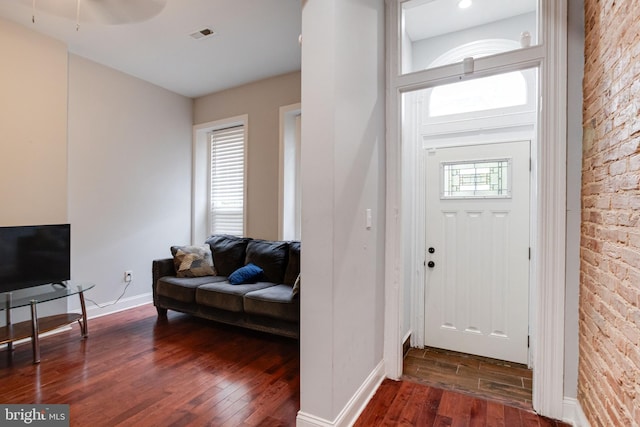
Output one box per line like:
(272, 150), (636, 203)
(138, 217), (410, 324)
(403, 347), (533, 410)
(0, 304), (299, 426)
(0, 304), (568, 426)
(354, 379), (571, 427)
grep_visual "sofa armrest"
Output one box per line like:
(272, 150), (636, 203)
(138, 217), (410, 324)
(152, 258), (175, 294)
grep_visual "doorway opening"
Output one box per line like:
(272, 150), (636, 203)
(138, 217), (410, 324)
(386, 0), (569, 417)
(400, 60), (538, 406)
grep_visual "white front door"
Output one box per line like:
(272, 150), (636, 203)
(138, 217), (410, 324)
(424, 140), (530, 364)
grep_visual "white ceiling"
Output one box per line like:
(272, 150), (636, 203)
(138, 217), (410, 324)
(0, 0), (302, 98)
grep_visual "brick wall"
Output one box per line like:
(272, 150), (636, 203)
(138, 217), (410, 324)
(580, 1), (640, 425)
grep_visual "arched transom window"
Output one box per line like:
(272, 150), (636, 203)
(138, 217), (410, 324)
(427, 40), (530, 119)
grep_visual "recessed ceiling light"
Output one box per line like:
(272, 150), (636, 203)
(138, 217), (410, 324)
(458, 0), (472, 9)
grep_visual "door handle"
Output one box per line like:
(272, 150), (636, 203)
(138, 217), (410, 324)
(427, 261), (435, 268)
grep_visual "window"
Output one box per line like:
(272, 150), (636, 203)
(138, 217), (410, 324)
(429, 71), (527, 117)
(401, 0), (538, 74)
(423, 39), (533, 122)
(209, 125), (245, 236)
(279, 103), (302, 240)
(415, 41), (537, 143)
(441, 158), (511, 199)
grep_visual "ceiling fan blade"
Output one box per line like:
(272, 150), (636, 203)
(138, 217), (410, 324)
(82, 0), (167, 24)
(22, 0), (167, 25)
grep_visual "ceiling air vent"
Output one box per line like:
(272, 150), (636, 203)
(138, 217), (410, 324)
(190, 28), (216, 40)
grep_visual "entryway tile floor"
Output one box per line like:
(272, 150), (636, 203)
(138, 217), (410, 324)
(403, 346), (533, 410)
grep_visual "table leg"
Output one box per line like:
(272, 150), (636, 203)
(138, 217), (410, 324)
(5, 293), (12, 354)
(79, 291), (88, 338)
(30, 300), (40, 364)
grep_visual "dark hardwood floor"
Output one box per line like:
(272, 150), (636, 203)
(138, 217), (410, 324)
(354, 379), (570, 427)
(0, 304), (299, 426)
(0, 304), (568, 426)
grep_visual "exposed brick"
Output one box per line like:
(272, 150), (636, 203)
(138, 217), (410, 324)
(596, 194), (612, 209)
(620, 322), (640, 346)
(609, 158), (627, 175)
(608, 260), (628, 281)
(611, 329), (629, 356)
(629, 308), (640, 329)
(629, 344), (640, 370)
(602, 211), (618, 225)
(610, 193), (629, 209)
(629, 194), (640, 210)
(611, 294), (631, 319)
(619, 173), (640, 190)
(580, 2), (640, 425)
(621, 247), (640, 268)
(629, 153), (640, 171)
(616, 277), (639, 306)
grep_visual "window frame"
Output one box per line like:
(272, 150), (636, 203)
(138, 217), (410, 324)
(419, 66), (537, 142)
(208, 124), (246, 237)
(400, 0), (539, 75)
(192, 115), (248, 243)
(420, 40), (537, 135)
(278, 103), (302, 241)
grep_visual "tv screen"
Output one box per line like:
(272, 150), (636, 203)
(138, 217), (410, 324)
(0, 224), (71, 294)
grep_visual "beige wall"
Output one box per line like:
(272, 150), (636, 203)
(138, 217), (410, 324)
(67, 54), (193, 315)
(0, 17), (68, 225)
(0, 16), (193, 316)
(580, 1), (640, 425)
(194, 71), (301, 240)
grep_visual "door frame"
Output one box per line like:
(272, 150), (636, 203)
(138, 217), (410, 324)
(406, 84), (536, 357)
(383, 0), (568, 419)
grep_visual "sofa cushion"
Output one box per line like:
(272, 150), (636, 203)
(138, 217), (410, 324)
(170, 245), (216, 278)
(196, 281), (274, 312)
(228, 263), (263, 285)
(245, 240), (289, 284)
(283, 241), (300, 286)
(205, 235), (251, 276)
(244, 284), (300, 322)
(156, 276), (226, 303)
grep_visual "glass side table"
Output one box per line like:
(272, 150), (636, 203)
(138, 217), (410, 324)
(0, 283), (95, 364)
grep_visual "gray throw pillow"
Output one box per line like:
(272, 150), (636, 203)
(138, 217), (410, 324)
(171, 245), (216, 278)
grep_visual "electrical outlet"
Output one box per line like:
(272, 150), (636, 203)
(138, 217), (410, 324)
(124, 270), (133, 282)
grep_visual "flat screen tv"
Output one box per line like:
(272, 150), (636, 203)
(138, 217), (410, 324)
(0, 224), (71, 294)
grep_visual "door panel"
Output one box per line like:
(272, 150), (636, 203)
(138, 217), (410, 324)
(424, 140), (530, 364)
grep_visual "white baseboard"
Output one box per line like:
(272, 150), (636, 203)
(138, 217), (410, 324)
(0, 293), (153, 350)
(297, 361), (385, 427)
(296, 412), (332, 427)
(563, 397), (591, 427)
(82, 292), (153, 320)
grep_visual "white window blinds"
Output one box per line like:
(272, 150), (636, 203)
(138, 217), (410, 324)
(209, 125), (245, 236)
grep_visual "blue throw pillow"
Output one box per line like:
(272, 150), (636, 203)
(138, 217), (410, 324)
(228, 263), (263, 285)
